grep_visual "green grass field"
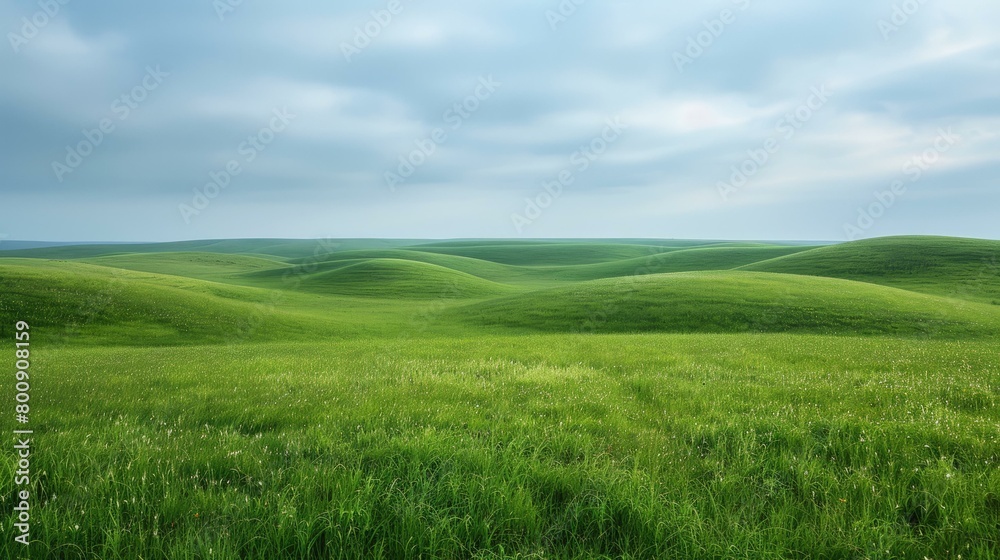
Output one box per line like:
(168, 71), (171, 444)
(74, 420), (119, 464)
(2, 236), (999, 558)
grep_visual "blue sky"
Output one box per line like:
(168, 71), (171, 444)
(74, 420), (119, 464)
(1, 0), (998, 242)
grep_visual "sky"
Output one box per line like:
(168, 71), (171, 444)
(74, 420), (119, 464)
(1, 0), (998, 242)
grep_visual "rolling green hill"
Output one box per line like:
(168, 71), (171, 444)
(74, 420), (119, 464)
(742, 236), (1000, 304)
(412, 243), (681, 266)
(82, 252), (290, 282)
(6, 236), (996, 340)
(541, 245), (815, 282)
(0, 259), (326, 345)
(280, 249), (522, 283)
(289, 259), (515, 299)
(409, 238), (794, 249)
(445, 271), (1000, 337)
(276, 245), (813, 286)
(0, 238), (427, 260)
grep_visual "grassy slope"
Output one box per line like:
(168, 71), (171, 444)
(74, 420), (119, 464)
(408, 242), (807, 267)
(81, 252), (290, 282)
(0, 259), (332, 345)
(290, 259), (515, 299)
(278, 249), (525, 284)
(410, 238), (795, 248)
(446, 271), (1000, 337)
(273, 245), (814, 287)
(743, 236), (1000, 304)
(0, 238), (427, 260)
(5, 335), (998, 558)
(6, 236), (998, 342)
(410, 239), (590, 248)
(541, 245), (815, 281)
(1, 258), (528, 344)
(412, 243), (684, 266)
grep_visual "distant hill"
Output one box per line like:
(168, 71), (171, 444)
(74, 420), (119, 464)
(0, 239), (429, 260)
(289, 259), (514, 299)
(445, 271), (1000, 337)
(0, 259), (324, 345)
(742, 236), (1000, 304)
(5, 236), (998, 342)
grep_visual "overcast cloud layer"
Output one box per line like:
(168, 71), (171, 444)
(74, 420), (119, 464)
(1, 0), (998, 242)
